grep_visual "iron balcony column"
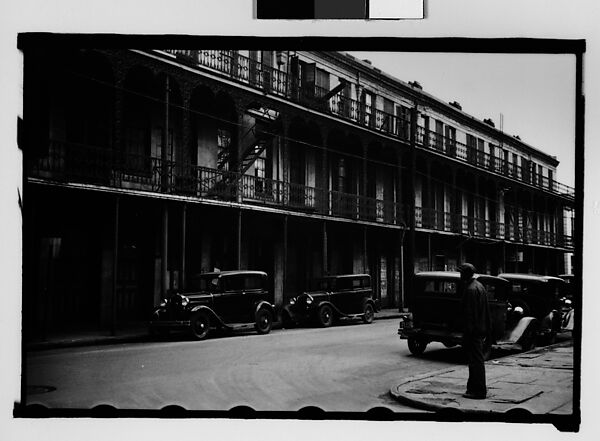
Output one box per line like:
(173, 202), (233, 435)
(161, 201), (169, 299)
(181, 203), (187, 290)
(406, 103), (418, 308)
(111, 195), (120, 336)
(162, 75), (170, 192)
(237, 209), (242, 269)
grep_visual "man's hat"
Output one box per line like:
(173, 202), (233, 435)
(458, 263), (476, 277)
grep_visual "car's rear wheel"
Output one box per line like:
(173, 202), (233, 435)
(190, 311), (210, 340)
(317, 304), (334, 327)
(362, 303), (375, 324)
(407, 338), (428, 355)
(255, 308), (273, 334)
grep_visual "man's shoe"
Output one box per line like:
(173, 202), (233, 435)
(462, 392), (486, 399)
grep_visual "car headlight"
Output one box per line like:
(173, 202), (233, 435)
(289, 297), (296, 305)
(514, 306), (524, 315)
(306, 295), (313, 305)
(159, 298), (167, 307)
(181, 296), (190, 307)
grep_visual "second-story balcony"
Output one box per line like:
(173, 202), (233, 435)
(161, 49), (575, 201)
(28, 139), (574, 251)
(29, 140), (407, 227)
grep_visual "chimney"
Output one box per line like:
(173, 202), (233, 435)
(449, 101), (462, 110)
(513, 135), (521, 140)
(483, 118), (495, 127)
(362, 59), (372, 65)
(408, 81), (422, 90)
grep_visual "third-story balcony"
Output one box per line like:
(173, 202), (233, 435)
(161, 49), (575, 202)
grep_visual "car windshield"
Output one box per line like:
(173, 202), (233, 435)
(189, 275), (219, 292)
(420, 279), (458, 296)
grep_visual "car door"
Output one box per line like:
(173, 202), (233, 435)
(215, 274), (245, 323)
(241, 274), (266, 322)
(331, 278), (351, 313)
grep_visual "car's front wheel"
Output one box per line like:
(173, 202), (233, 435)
(317, 304), (334, 327)
(407, 338), (428, 355)
(190, 311), (210, 340)
(255, 308), (273, 334)
(362, 303), (375, 324)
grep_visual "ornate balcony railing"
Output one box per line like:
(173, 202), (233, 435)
(30, 140), (408, 227)
(162, 49), (575, 201)
(30, 139), (573, 249)
(414, 206), (571, 248)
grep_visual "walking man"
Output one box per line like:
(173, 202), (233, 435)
(459, 263), (491, 399)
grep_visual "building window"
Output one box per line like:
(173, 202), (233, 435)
(299, 61), (316, 100)
(125, 126), (152, 174)
(466, 134), (477, 163)
(435, 120), (444, 151)
(445, 126), (456, 155)
(362, 91), (374, 128)
(395, 104), (410, 139)
(254, 153), (266, 194)
(315, 68), (330, 98)
(489, 143), (498, 171)
(381, 98), (394, 133)
(217, 128), (231, 171)
(337, 158), (346, 193)
(421, 115), (430, 147)
(247, 51), (262, 86)
(477, 138), (485, 166)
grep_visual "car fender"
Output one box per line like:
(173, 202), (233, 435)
(362, 297), (378, 312)
(504, 316), (539, 344)
(189, 305), (226, 327)
(151, 306), (167, 315)
(149, 307), (167, 322)
(254, 300), (275, 315)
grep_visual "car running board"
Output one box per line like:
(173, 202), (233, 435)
(222, 323), (257, 331)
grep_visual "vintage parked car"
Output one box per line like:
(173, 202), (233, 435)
(149, 270), (275, 340)
(558, 274), (575, 331)
(398, 271), (539, 358)
(281, 274), (378, 328)
(498, 273), (566, 344)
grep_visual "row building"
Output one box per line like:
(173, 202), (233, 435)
(23, 48), (575, 337)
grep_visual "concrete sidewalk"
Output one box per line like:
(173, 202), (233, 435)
(390, 340), (574, 415)
(26, 308), (405, 351)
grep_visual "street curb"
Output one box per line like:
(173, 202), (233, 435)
(388, 340), (573, 414)
(374, 313), (405, 321)
(26, 333), (150, 351)
(26, 312), (404, 351)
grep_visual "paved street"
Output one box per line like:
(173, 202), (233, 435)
(24, 319), (477, 412)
